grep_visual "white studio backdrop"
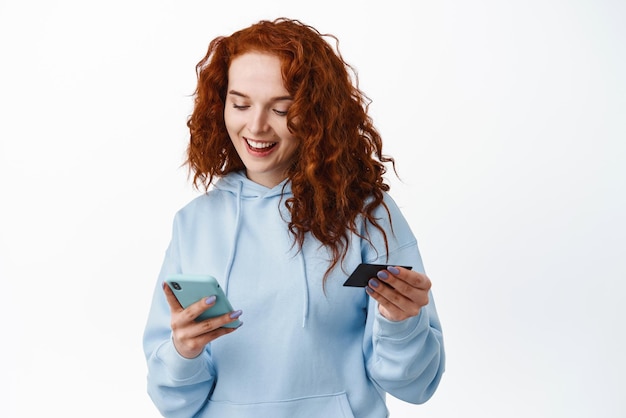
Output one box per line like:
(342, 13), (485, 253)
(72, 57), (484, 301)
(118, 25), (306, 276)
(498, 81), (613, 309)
(0, 0), (624, 417)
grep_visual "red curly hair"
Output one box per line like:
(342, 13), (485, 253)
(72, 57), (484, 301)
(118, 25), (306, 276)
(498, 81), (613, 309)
(186, 18), (396, 281)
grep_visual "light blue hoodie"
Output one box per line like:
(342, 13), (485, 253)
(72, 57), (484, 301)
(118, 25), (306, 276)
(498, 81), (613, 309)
(143, 171), (445, 418)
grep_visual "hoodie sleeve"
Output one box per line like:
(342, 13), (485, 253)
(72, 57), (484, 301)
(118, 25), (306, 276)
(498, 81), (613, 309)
(361, 195), (445, 404)
(364, 292), (445, 403)
(142, 213), (217, 418)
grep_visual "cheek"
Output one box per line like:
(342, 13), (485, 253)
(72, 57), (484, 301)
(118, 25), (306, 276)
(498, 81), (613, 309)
(275, 119), (294, 138)
(223, 107), (233, 126)
(223, 109), (240, 136)
(284, 136), (300, 159)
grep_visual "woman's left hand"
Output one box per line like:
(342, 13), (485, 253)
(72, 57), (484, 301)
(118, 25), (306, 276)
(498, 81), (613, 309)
(366, 266), (431, 321)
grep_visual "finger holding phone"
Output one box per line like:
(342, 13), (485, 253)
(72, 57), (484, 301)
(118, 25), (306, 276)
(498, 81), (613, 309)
(162, 279), (243, 359)
(366, 266), (432, 322)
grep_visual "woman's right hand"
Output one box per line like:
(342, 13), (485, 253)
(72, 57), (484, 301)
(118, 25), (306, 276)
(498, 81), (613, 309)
(163, 282), (242, 359)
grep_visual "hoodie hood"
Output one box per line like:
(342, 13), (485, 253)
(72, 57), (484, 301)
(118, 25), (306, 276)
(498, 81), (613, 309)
(214, 171), (292, 199)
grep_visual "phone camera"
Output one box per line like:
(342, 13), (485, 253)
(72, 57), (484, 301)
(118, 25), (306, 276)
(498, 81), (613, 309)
(171, 282), (182, 290)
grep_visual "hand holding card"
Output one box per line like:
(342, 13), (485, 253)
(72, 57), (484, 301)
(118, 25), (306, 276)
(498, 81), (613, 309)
(343, 263), (413, 287)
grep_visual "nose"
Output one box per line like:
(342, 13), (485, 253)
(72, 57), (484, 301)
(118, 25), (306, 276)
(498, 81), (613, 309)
(248, 108), (270, 135)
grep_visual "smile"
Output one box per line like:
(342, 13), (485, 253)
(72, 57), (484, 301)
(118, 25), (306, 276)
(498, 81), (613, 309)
(245, 138), (277, 152)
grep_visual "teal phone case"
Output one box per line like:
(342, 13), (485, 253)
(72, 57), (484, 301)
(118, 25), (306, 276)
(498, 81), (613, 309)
(165, 274), (241, 328)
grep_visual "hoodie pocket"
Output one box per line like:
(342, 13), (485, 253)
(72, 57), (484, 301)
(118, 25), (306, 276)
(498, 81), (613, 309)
(203, 392), (356, 418)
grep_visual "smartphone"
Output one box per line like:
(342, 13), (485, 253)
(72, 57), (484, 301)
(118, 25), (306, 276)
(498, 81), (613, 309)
(343, 263), (413, 287)
(165, 274), (241, 328)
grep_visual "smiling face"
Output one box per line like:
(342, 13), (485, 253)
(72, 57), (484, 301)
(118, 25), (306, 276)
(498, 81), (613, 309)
(224, 52), (299, 188)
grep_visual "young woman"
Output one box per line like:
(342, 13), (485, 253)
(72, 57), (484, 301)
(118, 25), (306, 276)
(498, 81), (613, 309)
(143, 17), (445, 418)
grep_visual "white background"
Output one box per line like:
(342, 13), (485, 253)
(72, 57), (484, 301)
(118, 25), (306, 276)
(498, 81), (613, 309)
(1, 1), (624, 417)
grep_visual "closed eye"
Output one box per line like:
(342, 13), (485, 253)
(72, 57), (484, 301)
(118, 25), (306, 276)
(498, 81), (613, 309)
(233, 104), (249, 110)
(273, 109), (288, 116)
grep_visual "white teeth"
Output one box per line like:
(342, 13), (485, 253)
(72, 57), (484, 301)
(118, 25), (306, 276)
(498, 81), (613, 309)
(246, 139), (276, 149)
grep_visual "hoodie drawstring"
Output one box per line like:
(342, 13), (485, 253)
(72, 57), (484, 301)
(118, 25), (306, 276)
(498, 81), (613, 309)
(223, 180), (243, 296)
(298, 249), (310, 328)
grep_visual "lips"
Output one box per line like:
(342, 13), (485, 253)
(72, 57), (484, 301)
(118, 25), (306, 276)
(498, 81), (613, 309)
(245, 138), (277, 152)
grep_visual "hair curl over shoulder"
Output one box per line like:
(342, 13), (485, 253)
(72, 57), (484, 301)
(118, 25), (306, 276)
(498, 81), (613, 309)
(186, 17), (396, 282)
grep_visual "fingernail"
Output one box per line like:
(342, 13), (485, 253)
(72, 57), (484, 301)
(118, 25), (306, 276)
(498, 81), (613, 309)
(230, 310), (243, 319)
(368, 278), (379, 288)
(205, 295), (216, 305)
(377, 270), (389, 280)
(388, 266), (400, 275)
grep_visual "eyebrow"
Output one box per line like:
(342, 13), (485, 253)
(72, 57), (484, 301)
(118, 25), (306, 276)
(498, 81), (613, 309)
(228, 90), (293, 102)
